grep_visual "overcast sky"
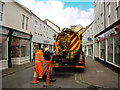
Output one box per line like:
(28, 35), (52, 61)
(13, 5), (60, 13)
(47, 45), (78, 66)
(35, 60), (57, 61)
(16, 0), (94, 29)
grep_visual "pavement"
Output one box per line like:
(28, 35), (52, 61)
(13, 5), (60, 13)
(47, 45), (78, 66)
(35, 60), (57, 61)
(2, 61), (35, 77)
(80, 57), (119, 88)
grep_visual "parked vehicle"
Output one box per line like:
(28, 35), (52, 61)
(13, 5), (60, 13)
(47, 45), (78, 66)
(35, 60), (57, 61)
(52, 28), (85, 71)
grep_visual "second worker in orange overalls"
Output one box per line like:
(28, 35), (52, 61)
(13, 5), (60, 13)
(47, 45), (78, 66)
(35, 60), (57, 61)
(35, 49), (44, 80)
(43, 48), (53, 76)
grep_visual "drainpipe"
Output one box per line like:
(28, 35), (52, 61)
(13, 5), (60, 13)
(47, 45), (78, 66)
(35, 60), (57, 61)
(104, 0), (106, 64)
(30, 34), (33, 62)
(8, 29), (13, 68)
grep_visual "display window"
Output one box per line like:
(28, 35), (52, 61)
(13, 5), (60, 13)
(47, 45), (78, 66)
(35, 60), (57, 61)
(11, 38), (21, 58)
(114, 35), (120, 66)
(21, 39), (30, 57)
(0, 36), (7, 60)
(11, 38), (30, 58)
(100, 40), (105, 59)
(107, 37), (113, 63)
(88, 45), (93, 56)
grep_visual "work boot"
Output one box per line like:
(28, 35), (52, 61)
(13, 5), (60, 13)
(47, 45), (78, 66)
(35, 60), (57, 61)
(43, 72), (47, 81)
(38, 77), (43, 81)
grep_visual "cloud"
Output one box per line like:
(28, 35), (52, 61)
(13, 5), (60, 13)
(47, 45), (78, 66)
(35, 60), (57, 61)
(18, 0), (94, 28)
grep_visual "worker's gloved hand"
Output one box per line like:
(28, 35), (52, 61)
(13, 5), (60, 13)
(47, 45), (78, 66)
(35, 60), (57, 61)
(43, 63), (45, 66)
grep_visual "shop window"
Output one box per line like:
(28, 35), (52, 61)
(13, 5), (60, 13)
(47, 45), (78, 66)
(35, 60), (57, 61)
(88, 49), (92, 56)
(88, 45), (93, 56)
(11, 46), (20, 58)
(100, 40), (105, 59)
(0, 36), (7, 60)
(115, 35), (120, 66)
(107, 37), (113, 63)
(11, 38), (21, 58)
(11, 38), (30, 58)
(20, 39), (30, 57)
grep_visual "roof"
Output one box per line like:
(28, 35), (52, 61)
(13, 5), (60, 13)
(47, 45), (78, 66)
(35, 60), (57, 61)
(44, 19), (60, 31)
(74, 24), (84, 32)
(83, 21), (94, 33)
(13, 0), (32, 14)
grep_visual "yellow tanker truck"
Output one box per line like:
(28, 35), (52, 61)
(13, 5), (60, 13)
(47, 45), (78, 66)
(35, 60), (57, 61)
(52, 28), (85, 71)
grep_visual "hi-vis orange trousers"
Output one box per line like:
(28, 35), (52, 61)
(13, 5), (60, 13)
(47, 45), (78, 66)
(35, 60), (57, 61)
(44, 60), (51, 73)
(35, 62), (43, 78)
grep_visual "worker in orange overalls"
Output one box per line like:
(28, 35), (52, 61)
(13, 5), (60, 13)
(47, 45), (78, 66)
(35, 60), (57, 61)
(35, 49), (44, 80)
(43, 48), (53, 76)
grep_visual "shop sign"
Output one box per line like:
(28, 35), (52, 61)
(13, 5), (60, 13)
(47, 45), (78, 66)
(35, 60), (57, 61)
(105, 28), (117, 37)
(13, 31), (30, 39)
(96, 26), (120, 41)
(87, 37), (92, 41)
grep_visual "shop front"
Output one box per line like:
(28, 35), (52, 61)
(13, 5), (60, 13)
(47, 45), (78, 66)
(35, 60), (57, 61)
(88, 44), (93, 57)
(11, 29), (32, 65)
(95, 19), (120, 68)
(0, 25), (32, 68)
(0, 26), (9, 70)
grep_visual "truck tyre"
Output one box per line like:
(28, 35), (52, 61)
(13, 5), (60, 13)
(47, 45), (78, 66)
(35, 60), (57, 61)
(80, 68), (84, 72)
(53, 67), (58, 71)
(76, 68), (84, 72)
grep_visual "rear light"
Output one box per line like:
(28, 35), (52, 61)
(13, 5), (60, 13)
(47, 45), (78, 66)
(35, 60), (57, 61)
(79, 61), (84, 64)
(52, 61), (56, 63)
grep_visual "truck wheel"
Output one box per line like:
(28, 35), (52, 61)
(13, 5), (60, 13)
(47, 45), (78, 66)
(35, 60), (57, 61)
(53, 68), (58, 71)
(76, 68), (84, 72)
(80, 68), (84, 72)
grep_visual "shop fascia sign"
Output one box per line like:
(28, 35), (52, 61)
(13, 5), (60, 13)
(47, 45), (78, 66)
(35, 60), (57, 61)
(13, 31), (30, 39)
(96, 27), (120, 41)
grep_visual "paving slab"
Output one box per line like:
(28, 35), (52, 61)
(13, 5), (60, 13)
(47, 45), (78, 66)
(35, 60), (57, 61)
(80, 57), (119, 88)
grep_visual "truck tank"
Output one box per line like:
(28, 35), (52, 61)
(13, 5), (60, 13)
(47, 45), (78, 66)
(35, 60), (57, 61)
(55, 28), (82, 58)
(52, 28), (85, 71)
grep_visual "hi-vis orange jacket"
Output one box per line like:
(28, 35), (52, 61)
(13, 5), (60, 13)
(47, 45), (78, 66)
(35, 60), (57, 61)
(35, 50), (44, 63)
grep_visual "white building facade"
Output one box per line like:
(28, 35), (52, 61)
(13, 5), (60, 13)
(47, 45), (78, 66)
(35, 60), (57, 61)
(94, 0), (120, 68)
(82, 22), (94, 59)
(32, 14), (57, 60)
(0, 1), (32, 70)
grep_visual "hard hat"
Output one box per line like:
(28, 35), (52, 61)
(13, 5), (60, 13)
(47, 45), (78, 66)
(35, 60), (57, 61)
(79, 32), (82, 35)
(45, 48), (48, 51)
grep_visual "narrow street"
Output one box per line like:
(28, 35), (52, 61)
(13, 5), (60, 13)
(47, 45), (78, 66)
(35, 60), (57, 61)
(2, 57), (119, 89)
(2, 65), (86, 88)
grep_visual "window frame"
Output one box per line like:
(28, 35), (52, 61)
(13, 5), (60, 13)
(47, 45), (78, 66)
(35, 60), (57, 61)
(107, 3), (111, 16)
(0, 2), (3, 21)
(22, 15), (25, 29)
(26, 17), (29, 31)
(116, 0), (119, 8)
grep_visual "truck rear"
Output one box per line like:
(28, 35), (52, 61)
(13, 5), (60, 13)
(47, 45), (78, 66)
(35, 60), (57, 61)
(52, 28), (85, 71)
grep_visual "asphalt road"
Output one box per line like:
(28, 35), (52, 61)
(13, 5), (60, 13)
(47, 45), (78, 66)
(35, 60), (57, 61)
(2, 66), (87, 88)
